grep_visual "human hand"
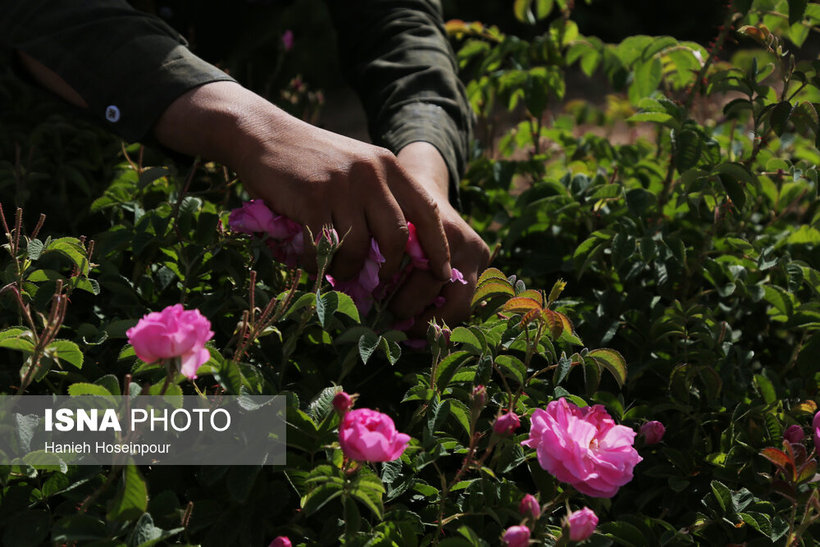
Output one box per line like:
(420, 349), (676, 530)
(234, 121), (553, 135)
(154, 82), (452, 283)
(390, 143), (490, 330)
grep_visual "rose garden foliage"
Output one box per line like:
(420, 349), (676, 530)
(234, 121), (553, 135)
(0, 0), (819, 545)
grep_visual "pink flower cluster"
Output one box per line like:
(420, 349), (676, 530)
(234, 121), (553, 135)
(338, 405), (410, 462)
(814, 411), (820, 454)
(228, 200), (304, 267)
(521, 398), (642, 498)
(126, 304), (214, 379)
(228, 200), (465, 316)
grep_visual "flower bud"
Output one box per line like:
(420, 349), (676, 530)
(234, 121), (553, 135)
(269, 537), (292, 547)
(640, 420), (665, 445)
(567, 507), (598, 542)
(502, 525), (530, 547)
(493, 412), (520, 436)
(315, 225), (340, 275)
(784, 424), (804, 444)
(333, 391), (353, 414)
(471, 385), (487, 409)
(518, 493), (541, 520)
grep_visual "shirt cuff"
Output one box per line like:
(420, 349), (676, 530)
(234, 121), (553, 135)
(376, 101), (466, 208)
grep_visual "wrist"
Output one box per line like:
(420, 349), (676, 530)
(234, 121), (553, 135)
(397, 142), (450, 203)
(153, 81), (287, 170)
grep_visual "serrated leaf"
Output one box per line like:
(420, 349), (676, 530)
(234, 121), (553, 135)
(760, 447), (792, 470)
(47, 339), (83, 369)
(495, 354), (527, 385)
(447, 399), (472, 437)
(68, 382), (114, 399)
(450, 327), (483, 354)
(588, 348), (627, 387)
(358, 330), (380, 365)
(471, 280), (515, 307)
(43, 237), (90, 276)
(107, 465), (148, 522)
(501, 296), (543, 314)
(435, 351), (473, 389)
(0, 327), (35, 353)
(27, 239), (44, 261)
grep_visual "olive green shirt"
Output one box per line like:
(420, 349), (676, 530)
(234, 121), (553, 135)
(1, 0), (473, 196)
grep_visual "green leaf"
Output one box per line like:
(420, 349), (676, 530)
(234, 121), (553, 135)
(495, 354), (527, 385)
(471, 279), (515, 307)
(789, 0), (808, 25)
(46, 339), (83, 369)
(710, 480), (732, 513)
(302, 483), (344, 516)
(334, 292), (360, 323)
(450, 327), (484, 354)
(107, 465), (149, 522)
(588, 348), (627, 387)
(753, 374), (777, 404)
(26, 239), (44, 261)
(513, 0), (534, 23)
(628, 58), (662, 103)
(447, 399), (472, 437)
(315, 290), (337, 328)
(95, 374), (121, 396)
(43, 237), (90, 275)
(675, 129), (702, 171)
(626, 112), (674, 124)
(0, 327), (35, 354)
(770, 101), (793, 136)
(358, 330), (381, 365)
(68, 382), (115, 399)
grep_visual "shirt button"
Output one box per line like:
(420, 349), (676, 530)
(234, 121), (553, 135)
(105, 105), (121, 123)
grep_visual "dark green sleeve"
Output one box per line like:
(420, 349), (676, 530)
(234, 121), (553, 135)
(327, 0), (474, 203)
(0, 0), (235, 142)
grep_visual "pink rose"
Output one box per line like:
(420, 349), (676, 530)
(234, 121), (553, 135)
(568, 507), (598, 542)
(640, 420), (665, 445)
(493, 412), (521, 435)
(814, 411), (820, 454)
(519, 493), (540, 520)
(126, 304), (214, 379)
(783, 424), (804, 444)
(450, 268), (467, 285)
(405, 221), (429, 269)
(228, 200), (275, 234)
(265, 215), (304, 268)
(521, 399), (642, 498)
(339, 408), (410, 462)
(502, 525), (530, 547)
(333, 391), (353, 414)
(327, 239), (385, 314)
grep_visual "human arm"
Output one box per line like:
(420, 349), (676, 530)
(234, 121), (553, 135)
(2, 0), (453, 282)
(328, 0), (489, 324)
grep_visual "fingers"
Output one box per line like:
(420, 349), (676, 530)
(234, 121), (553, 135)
(390, 269), (445, 320)
(386, 162), (451, 281)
